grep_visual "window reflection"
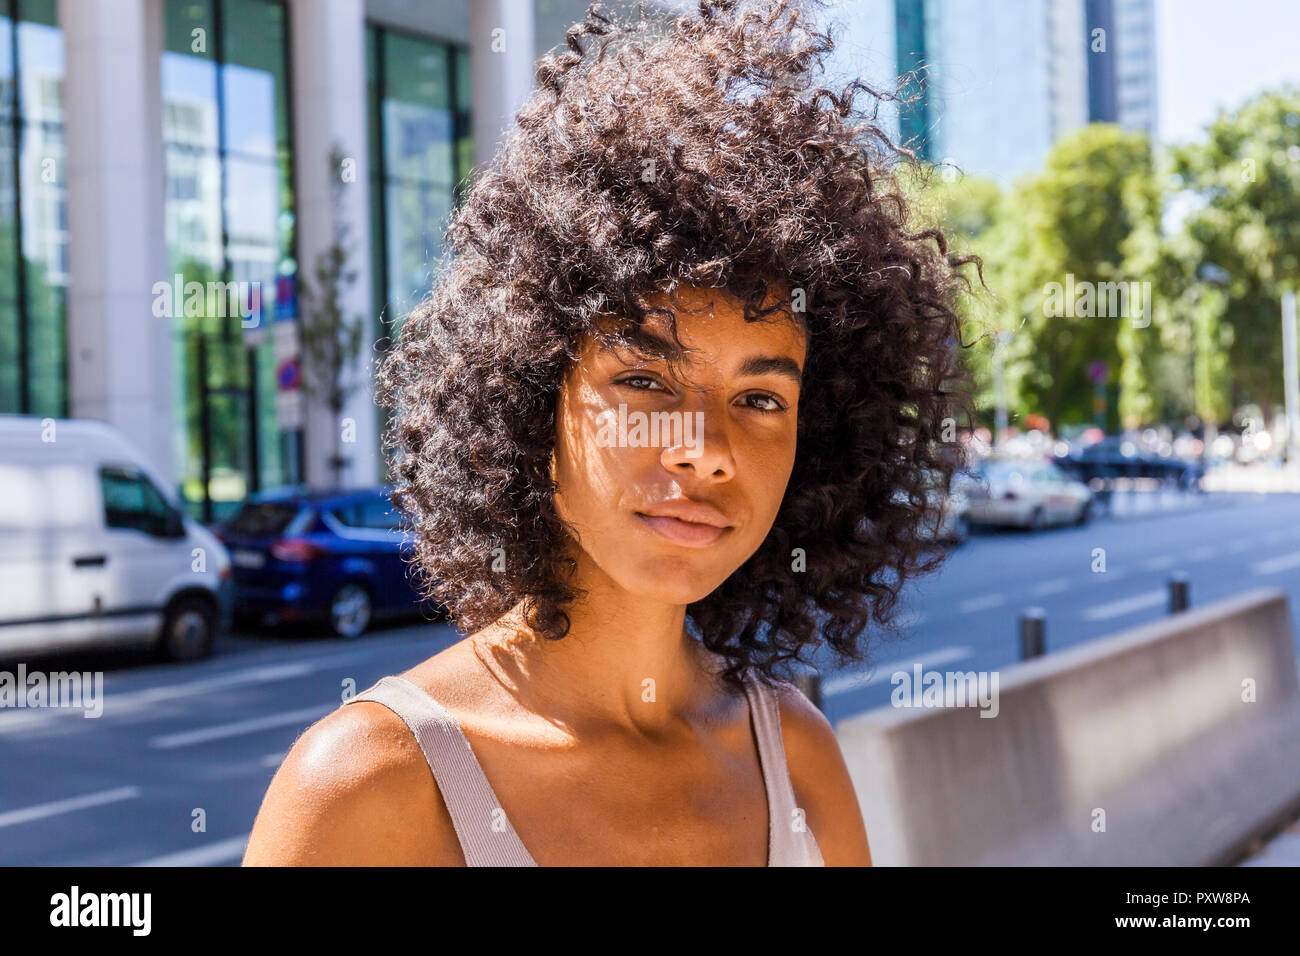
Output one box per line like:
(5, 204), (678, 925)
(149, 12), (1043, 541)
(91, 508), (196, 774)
(0, 0), (67, 418)
(163, 0), (293, 522)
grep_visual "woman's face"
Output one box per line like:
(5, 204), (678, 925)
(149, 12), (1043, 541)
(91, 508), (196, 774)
(552, 284), (807, 606)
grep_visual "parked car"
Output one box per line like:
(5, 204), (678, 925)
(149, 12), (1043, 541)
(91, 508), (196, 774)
(1054, 435), (1204, 489)
(0, 417), (231, 661)
(216, 487), (438, 637)
(964, 457), (1093, 530)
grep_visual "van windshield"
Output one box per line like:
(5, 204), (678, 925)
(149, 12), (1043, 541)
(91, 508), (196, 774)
(223, 502), (303, 538)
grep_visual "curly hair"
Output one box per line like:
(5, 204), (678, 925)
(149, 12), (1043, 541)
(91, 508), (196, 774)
(377, 0), (975, 689)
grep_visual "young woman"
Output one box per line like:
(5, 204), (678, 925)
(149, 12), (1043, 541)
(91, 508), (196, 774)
(244, 0), (971, 867)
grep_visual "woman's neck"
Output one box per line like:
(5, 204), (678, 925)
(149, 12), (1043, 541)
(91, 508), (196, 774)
(471, 560), (726, 736)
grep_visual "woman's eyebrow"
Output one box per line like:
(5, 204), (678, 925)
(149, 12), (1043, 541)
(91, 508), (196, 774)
(737, 355), (803, 386)
(613, 326), (802, 385)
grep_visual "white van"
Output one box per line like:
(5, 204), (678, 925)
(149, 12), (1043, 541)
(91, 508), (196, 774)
(0, 417), (231, 661)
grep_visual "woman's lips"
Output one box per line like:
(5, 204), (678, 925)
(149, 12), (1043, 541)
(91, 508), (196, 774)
(634, 512), (728, 547)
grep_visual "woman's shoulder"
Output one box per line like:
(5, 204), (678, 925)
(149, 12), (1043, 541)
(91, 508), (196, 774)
(241, 645), (479, 866)
(763, 676), (873, 866)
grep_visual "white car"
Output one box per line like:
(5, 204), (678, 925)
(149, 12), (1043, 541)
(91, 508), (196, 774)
(0, 418), (231, 661)
(963, 458), (1092, 530)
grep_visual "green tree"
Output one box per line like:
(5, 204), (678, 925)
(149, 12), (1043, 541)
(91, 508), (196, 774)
(1171, 88), (1300, 420)
(999, 124), (1165, 430)
(298, 145), (368, 487)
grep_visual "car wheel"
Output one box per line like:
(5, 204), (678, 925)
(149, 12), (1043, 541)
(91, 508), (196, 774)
(329, 582), (372, 638)
(157, 595), (217, 662)
(1028, 507), (1047, 532)
(1075, 501), (1092, 526)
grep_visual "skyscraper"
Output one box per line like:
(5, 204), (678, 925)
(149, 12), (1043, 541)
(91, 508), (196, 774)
(825, 0), (1157, 182)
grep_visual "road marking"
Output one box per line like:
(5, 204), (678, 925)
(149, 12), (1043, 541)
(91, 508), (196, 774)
(823, 646), (974, 697)
(1032, 578), (1069, 596)
(130, 834), (249, 867)
(1142, 555), (1176, 571)
(1253, 551), (1300, 576)
(102, 662), (315, 712)
(149, 704), (334, 749)
(0, 786), (141, 829)
(1082, 589), (1167, 621)
(890, 610), (928, 629)
(959, 594), (1005, 613)
(261, 750), (288, 768)
(0, 643), (423, 735)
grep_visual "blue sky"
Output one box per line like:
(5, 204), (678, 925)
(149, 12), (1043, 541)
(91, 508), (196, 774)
(1156, 0), (1300, 144)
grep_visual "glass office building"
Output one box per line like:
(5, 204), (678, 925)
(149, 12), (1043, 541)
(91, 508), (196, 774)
(0, 0), (613, 521)
(0, 0), (65, 420)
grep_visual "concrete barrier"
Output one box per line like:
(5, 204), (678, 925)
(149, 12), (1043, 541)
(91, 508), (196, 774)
(836, 588), (1300, 865)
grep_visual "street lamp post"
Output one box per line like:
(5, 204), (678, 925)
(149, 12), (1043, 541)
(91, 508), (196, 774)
(993, 330), (1011, 447)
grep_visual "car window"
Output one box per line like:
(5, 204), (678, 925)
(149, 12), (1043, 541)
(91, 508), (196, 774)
(225, 501), (302, 537)
(360, 499), (405, 530)
(330, 504), (362, 528)
(101, 467), (175, 535)
(332, 499), (405, 531)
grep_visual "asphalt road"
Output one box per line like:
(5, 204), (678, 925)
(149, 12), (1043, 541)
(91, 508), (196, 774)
(1, 491), (1298, 866)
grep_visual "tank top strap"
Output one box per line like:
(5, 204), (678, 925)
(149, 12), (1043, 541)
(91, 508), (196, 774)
(742, 673), (826, 866)
(345, 675), (538, 867)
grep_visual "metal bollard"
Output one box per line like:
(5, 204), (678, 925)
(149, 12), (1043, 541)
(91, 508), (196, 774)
(1020, 607), (1046, 660)
(1169, 572), (1190, 614)
(792, 671), (822, 711)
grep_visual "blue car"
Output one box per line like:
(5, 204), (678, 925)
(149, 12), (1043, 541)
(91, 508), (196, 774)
(216, 486), (441, 637)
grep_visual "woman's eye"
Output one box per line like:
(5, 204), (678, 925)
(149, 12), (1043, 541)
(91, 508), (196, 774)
(741, 392), (786, 413)
(616, 374), (667, 392)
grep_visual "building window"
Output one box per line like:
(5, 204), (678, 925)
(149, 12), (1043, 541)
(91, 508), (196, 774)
(162, 0), (295, 523)
(366, 24), (471, 478)
(0, 0), (66, 418)
(366, 25), (471, 338)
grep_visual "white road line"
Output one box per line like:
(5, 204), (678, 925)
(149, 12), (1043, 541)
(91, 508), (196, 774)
(1082, 589), (1167, 622)
(103, 662), (315, 711)
(823, 646), (973, 697)
(261, 750), (288, 768)
(130, 834), (249, 867)
(889, 610), (928, 629)
(1032, 578), (1069, 596)
(0, 786), (142, 829)
(1253, 551), (1300, 576)
(1142, 555), (1176, 571)
(958, 594), (1006, 613)
(0, 641), (433, 735)
(149, 704), (334, 750)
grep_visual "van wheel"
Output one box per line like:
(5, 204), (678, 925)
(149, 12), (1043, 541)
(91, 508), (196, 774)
(329, 582), (372, 638)
(158, 596), (217, 662)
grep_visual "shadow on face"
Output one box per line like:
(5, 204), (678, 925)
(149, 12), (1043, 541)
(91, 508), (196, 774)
(552, 282), (808, 606)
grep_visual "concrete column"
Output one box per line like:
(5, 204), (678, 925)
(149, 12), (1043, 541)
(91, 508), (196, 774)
(289, 0), (379, 488)
(470, 0), (537, 171)
(63, 0), (173, 486)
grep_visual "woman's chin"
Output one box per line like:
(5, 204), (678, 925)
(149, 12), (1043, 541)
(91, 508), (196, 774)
(615, 565), (727, 607)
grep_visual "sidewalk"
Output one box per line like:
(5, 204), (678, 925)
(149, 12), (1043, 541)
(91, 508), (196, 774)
(1202, 462), (1300, 494)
